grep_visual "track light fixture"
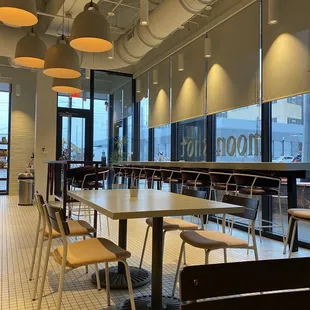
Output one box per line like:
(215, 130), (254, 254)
(268, 0), (279, 25)
(140, 0), (149, 26)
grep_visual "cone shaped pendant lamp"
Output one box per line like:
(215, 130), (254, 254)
(70, 1), (112, 53)
(14, 29), (46, 69)
(0, 0), (38, 27)
(52, 78), (82, 94)
(43, 36), (81, 79)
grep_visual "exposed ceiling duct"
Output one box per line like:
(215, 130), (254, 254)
(0, 0), (214, 70)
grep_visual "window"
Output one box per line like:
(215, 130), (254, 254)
(154, 124), (171, 161)
(176, 117), (206, 161)
(140, 97), (149, 161)
(215, 104), (262, 162)
(93, 98), (109, 162)
(271, 94), (310, 242)
(0, 82), (10, 194)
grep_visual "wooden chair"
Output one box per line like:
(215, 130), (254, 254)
(30, 194), (96, 302)
(283, 208), (310, 257)
(139, 189), (207, 269)
(179, 258), (310, 309)
(36, 201), (136, 310)
(172, 195), (259, 296)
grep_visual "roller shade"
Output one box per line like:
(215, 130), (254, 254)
(171, 36), (205, 123)
(123, 82), (133, 118)
(263, 0), (310, 102)
(113, 88), (123, 123)
(149, 58), (170, 128)
(136, 72), (148, 102)
(207, 2), (260, 115)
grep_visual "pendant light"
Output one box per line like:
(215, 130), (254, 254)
(268, 0), (279, 25)
(153, 69), (158, 85)
(204, 34), (212, 58)
(140, 0), (149, 26)
(178, 54), (184, 72)
(0, 0), (38, 27)
(52, 78), (82, 94)
(14, 28), (46, 69)
(43, 1), (80, 79)
(70, 1), (112, 53)
(108, 42), (115, 59)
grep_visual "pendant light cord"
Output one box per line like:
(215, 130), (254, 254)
(62, 0), (65, 39)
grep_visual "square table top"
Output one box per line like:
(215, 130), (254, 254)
(68, 189), (244, 220)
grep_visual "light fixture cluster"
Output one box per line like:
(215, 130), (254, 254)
(0, 0), (113, 95)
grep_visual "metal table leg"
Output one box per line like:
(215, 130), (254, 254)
(120, 217), (179, 310)
(287, 173), (298, 252)
(91, 219), (151, 289)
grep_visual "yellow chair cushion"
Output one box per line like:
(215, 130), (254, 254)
(53, 238), (131, 268)
(180, 230), (248, 250)
(288, 209), (310, 220)
(146, 217), (198, 231)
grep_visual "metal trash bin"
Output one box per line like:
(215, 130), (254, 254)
(18, 172), (34, 206)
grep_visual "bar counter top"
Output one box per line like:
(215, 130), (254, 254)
(121, 161), (310, 173)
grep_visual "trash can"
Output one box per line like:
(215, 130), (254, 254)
(18, 172), (34, 206)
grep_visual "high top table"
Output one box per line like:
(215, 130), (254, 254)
(121, 161), (310, 252)
(68, 189), (244, 310)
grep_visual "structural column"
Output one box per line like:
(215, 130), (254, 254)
(34, 72), (57, 196)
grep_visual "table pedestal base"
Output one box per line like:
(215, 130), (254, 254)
(120, 295), (180, 310)
(91, 266), (151, 289)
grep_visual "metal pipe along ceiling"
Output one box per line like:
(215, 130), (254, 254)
(81, 0), (213, 69)
(0, 0), (213, 70)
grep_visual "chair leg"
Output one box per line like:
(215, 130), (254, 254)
(289, 220), (298, 258)
(122, 260), (136, 310)
(223, 249), (227, 263)
(205, 249), (211, 265)
(139, 226), (150, 269)
(56, 250), (67, 310)
(200, 214), (204, 230)
(29, 215), (41, 281)
(247, 220), (251, 255)
(183, 243), (187, 265)
(105, 262), (110, 305)
(283, 215), (293, 255)
(35, 235), (52, 309)
(95, 264), (101, 291)
(106, 216), (110, 238)
(251, 222), (259, 261)
(82, 236), (89, 273)
(32, 229), (45, 300)
(278, 195), (285, 244)
(172, 241), (185, 297)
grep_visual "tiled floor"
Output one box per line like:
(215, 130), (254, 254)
(1, 195), (309, 310)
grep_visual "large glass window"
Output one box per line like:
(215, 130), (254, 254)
(215, 104), (262, 162)
(154, 124), (171, 161)
(140, 97), (149, 161)
(271, 94), (310, 242)
(176, 117), (206, 161)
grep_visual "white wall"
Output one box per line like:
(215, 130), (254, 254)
(34, 72), (57, 196)
(0, 66), (37, 195)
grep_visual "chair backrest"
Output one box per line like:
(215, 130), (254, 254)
(182, 188), (207, 199)
(222, 195), (259, 221)
(144, 167), (161, 178)
(209, 169), (233, 184)
(233, 170), (280, 188)
(161, 168), (181, 179)
(181, 170), (200, 182)
(180, 258), (310, 310)
(45, 203), (70, 236)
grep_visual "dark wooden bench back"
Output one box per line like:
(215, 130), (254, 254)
(180, 258), (310, 310)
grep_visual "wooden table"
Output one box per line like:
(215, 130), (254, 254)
(122, 161), (310, 252)
(68, 189), (244, 310)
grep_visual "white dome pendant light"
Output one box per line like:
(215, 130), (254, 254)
(204, 34), (212, 58)
(0, 0), (38, 27)
(268, 0), (279, 25)
(140, 0), (149, 26)
(70, 1), (112, 53)
(14, 28), (46, 69)
(43, 0), (80, 79)
(52, 78), (82, 94)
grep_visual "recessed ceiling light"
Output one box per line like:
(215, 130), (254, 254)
(205, 5), (212, 11)
(108, 12), (115, 17)
(178, 25), (185, 30)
